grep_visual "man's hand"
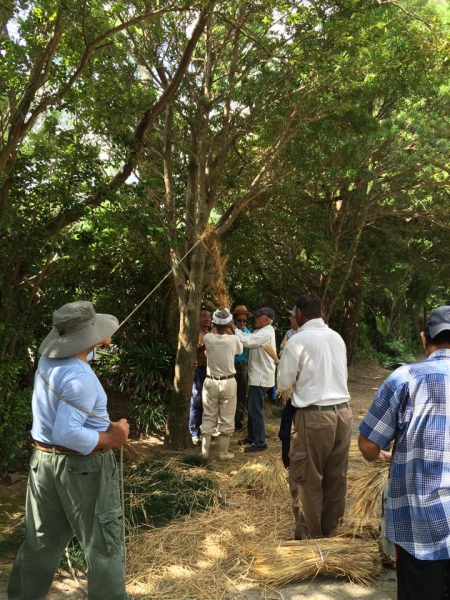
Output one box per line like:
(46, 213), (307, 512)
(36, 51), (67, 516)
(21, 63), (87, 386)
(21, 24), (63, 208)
(96, 419), (130, 450)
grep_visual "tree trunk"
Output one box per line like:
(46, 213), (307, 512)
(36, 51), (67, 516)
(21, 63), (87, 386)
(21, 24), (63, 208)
(340, 264), (362, 367)
(165, 240), (208, 449)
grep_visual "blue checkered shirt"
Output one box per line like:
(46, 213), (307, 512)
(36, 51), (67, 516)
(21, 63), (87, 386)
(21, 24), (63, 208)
(359, 349), (450, 560)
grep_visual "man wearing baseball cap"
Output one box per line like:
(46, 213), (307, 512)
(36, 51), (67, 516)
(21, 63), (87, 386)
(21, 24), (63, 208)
(8, 301), (131, 600)
(233, 306), (277, 453)
(359, 306), (450, 600)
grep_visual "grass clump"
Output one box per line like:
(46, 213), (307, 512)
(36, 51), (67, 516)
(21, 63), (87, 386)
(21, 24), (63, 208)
(125, 458), (220, 529)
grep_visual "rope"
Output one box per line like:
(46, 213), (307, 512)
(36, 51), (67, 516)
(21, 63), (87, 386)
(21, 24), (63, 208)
(116, 236), (204, 331)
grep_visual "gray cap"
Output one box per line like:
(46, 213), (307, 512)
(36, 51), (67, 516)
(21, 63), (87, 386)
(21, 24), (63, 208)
(252, 306), (275, 319)
(39, 301), (119, 358)
(427, 306), (450, 338)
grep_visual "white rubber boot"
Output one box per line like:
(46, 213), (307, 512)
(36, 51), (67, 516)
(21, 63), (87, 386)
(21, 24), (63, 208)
(218, 436), (234, 461)
(201, 434), (212, 459)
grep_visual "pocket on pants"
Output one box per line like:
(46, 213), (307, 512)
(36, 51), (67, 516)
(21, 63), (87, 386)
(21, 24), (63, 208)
(67, 455), (102, 475)
(305, 412), (330, 430)
(98, 506), (123, 554)
(289, 451), (307, 484)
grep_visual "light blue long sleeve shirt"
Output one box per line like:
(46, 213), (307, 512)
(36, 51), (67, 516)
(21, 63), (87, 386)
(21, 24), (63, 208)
(31, 356), (109, 455)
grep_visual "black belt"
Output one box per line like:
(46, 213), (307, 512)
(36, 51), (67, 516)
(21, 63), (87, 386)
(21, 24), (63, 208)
(206, 374), (235, 380)
(302, 402), (349, 412)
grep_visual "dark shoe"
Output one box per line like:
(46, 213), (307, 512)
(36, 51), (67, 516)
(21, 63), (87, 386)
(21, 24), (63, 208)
(235, 423), (244, 432)
(238, 438), (253, 446)
(244, 444), (268, 453)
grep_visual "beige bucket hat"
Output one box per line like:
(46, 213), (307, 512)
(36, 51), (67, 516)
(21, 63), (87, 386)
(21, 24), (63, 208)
(231, 305), (253, 317)
(39, 301), (119, 358)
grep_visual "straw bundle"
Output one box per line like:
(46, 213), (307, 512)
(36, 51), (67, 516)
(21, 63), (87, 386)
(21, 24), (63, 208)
(348, 438), (367, 462)
(121, 442), (164, 464)
(347, 460), (389, 522)
(230, 454), (288, 499)
(248, 538), (381, 587)
(277, 388), (292, 404)
(206, 236), (233, 311)
(334, 520), (380, 540)
(263, 344), (279, 364)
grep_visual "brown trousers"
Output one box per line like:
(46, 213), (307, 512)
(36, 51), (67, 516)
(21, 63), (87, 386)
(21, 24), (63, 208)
(289, 405), (352, 538)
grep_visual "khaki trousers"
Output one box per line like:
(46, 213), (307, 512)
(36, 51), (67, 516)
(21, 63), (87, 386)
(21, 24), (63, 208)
(201, 377), (237, 436)
(289, 405), (352, 538)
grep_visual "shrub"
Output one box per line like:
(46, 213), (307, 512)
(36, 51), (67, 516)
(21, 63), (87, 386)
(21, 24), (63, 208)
(0, 360), (33, 472)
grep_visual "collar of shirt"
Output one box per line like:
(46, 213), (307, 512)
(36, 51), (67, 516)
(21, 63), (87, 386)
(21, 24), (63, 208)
(428, 348), (450, 360)
(298, 318), (326, 331)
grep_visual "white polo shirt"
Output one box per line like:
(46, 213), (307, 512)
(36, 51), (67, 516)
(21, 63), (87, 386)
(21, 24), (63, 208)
(235, 325), (276, 387)
(277, 318), (350, 408)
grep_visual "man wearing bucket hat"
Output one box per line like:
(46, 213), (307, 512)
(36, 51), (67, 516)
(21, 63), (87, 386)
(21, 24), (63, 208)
(201, 309), (243, 460)
(359, 306), (450, 600)
(233, 306), (277, 453)
(8, 301), (131, 600)
(232, 305), (253, 431)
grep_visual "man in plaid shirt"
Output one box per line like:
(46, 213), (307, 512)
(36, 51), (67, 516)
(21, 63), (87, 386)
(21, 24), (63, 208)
(359, 305), (450, 600)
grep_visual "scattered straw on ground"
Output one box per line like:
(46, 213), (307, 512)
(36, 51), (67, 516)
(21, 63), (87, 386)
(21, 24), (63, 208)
(126, 455), (292, 599)
(123, 409), (389, 598)
(230, 453), (288, 499)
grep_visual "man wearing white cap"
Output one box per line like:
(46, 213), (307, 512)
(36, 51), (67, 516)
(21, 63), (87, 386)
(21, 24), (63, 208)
(201, 309), (243, 461)
(8, 301), (131, 600)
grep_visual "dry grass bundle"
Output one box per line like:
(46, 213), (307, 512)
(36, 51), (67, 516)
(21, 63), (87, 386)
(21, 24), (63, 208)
(334, 520), (380, 540)
(230, 454), (288, 499)
(349, 438), (364, 461)
(277, 388), (292, 404)
(263, 344), (279, 364)
(347, 460), (389, 522)
(126, 489), (292, 599)
(206, 236), (233, 310)
(121, 442), (164, 464)
(248, 538), (381, 587)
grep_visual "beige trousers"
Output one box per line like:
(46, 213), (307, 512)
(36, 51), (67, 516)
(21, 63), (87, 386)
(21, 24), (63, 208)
(289, 405), (352, 538)
(201, 377), (237, 436)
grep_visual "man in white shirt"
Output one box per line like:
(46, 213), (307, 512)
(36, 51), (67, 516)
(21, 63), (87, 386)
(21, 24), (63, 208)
(233, 306), (276, 453)
(202, 309), (243, 461)
(277, 294), (352, 539)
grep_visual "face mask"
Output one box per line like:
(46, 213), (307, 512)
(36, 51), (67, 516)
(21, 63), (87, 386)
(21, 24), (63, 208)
(87, 347), (97, 362)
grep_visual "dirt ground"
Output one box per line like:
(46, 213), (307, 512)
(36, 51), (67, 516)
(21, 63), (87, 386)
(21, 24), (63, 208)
(0, 361), (397, 599)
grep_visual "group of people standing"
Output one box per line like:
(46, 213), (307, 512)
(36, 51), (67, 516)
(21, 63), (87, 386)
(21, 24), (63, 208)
(188, 295), (354, 542)
(189, 304), (277, 458)
(9, 295), (450, 600)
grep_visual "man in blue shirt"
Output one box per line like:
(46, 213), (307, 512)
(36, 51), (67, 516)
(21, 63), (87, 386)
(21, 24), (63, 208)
(232, 305), (252, 431)
(359, 305), (450, 600)
(8, 301), (131, 600)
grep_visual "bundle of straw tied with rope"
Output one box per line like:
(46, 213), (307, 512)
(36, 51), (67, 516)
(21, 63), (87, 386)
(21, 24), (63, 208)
(122, 239), (390, 598)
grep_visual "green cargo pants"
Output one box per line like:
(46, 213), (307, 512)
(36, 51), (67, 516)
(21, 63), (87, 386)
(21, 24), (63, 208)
(8, 448), (131, 600)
